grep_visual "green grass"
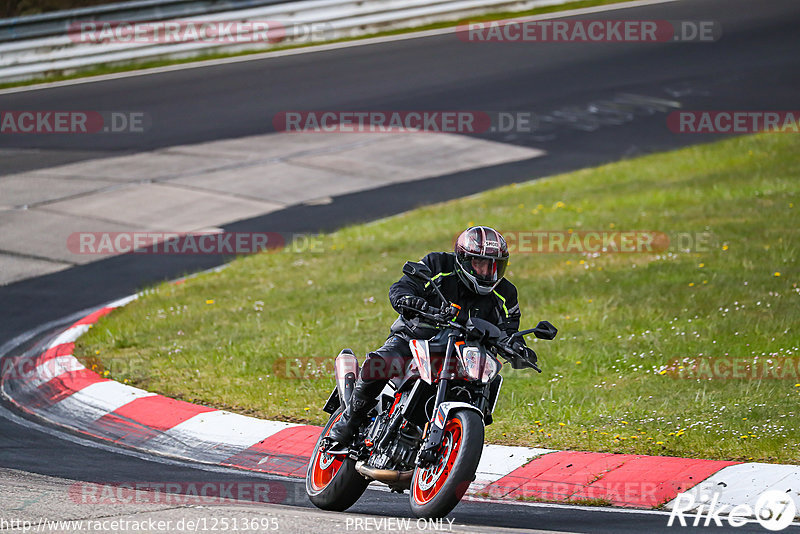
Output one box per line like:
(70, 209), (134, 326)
(1, 0), (634, 90)
(474, 490), (612, 506)
(8, 0), (123, 18)
(75, 131), (800, 463)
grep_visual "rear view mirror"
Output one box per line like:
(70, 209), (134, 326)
(533, 321), (558, 340)
(402, 261), (433, 281)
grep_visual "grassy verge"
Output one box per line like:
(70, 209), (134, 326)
(2, 0), (635, 90)
(75, 131), (800, 463)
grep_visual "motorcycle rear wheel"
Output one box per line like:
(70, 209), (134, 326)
(410, 410), (484, 518)
(305, 409), (369, 511)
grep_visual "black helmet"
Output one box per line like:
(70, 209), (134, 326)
(454, 226), (509, 295)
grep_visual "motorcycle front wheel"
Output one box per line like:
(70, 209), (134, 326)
(409, 410), (484, 518)
(305, 409), (369, 511)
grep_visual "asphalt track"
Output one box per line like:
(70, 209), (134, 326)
(0, 327), (793, 533)
(2, 0), (800, 531)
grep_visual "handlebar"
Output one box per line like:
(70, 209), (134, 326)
(397, 303), (541, 372)
(398, 303), (462, 330)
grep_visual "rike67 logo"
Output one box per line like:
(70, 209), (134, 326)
(668, 489), (797, 531)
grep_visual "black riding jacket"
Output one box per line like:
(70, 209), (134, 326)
(388, 252), (522, 340)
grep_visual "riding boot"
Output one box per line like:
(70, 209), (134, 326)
(328, 379), (383, 444)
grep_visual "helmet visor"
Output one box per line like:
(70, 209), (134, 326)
(461, 254), (508, 287)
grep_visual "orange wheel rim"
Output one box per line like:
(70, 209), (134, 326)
(412, 417), (463, 505)
(310, 413), (345, 491)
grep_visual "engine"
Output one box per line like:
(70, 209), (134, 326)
(367, 418), (422, 471)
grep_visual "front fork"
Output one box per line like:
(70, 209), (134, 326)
(417, 333), (458, 466)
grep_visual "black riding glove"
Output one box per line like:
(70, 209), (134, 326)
(502, 337), (538, 369)
(397, 295), (429, 318)
(438, 303), (460, 321)
(518, 346), (539, 369)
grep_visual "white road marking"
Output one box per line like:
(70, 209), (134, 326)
(43, 380), (156, 425)
(46, 324), (90, 348)
(29, 355), (85, 388)
(473, 444), (555, 485)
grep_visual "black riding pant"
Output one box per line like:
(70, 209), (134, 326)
(355, 336), (412, 398)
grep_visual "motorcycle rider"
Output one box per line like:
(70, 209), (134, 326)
(329, 225), (538, 446)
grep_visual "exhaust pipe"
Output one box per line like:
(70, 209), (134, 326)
(355, 461), (413, 485)
(335, 350), (358, 407)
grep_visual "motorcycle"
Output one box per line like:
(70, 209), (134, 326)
(305, 261), (557, 518)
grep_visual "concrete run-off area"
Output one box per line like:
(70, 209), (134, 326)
(0, 133), (543, 285)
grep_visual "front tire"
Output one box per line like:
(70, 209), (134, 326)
(305, 410), (369, 511)
(410, 410), (484, 518)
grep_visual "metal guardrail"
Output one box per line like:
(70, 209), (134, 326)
(0, 0), (568, 83)
(0, 0), (296, 42)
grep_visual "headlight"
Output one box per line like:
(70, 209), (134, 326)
(461, 346), (501, 383)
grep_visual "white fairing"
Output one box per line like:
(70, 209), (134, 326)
(409, 339), (433, 384)
(433, 401), (484, 429)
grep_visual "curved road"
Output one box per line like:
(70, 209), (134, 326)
(2, 0), (800, 531)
